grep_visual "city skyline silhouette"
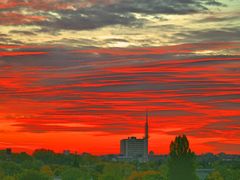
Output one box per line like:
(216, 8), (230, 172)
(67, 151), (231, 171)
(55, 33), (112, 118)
(0, 0), (239, 155)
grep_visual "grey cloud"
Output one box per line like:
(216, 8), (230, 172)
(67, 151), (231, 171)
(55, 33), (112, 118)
(33, 0), (224, 31)
(204, 0), (225, 6)
(37, 8), (139, 31)
(9, 30), (37, 36)
(178, 27), (240, 43)
(197, 15), (240, 23)
(107, 0), (211, 14)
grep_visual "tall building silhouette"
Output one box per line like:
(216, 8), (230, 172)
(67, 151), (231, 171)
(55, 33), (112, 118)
(144, 110), (149, 161)
(120, 111), (149, 161)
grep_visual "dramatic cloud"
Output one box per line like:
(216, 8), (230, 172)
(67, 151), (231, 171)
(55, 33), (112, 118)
(0, 42), (239, 154)
(105, 0), (225, 14)
(40, 8), (138, 31)
(0, 0), (239, 154)
(1, 0), (238, 48)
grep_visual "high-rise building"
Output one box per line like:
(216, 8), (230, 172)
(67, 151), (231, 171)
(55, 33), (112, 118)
(144, 110), (149, 161)
(120, 111), (149, 161)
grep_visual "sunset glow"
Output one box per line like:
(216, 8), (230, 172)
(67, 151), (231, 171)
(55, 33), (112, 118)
(0, 0), (239, 155)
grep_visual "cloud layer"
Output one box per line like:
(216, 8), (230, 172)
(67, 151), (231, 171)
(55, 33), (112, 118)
(0, 42), (239, 154)
(0, 0), (239, 154)
(0, 0), (239, 48)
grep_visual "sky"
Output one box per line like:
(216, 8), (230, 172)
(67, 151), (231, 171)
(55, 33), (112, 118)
(0, 0), (240, 155)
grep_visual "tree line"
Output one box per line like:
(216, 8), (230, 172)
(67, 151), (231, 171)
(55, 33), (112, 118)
(0, 135), (239, 180)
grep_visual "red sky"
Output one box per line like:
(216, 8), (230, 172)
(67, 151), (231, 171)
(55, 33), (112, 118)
(0, 0), (240, 155)
(0, 42), (240, 155)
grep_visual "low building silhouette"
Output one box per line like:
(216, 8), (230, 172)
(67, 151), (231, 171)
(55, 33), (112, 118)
(120, 111), (149, 161)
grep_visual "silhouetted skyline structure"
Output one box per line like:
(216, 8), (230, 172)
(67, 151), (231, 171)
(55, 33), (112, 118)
(120, 111), (149, 161)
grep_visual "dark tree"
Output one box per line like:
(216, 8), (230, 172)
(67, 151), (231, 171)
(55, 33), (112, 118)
(168, 134), (198, 180)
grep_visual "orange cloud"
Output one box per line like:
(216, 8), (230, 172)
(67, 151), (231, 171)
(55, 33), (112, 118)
(0, 43), (239, 155)
(0, 12), (46, 25)
(0, 51), (48, 57)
